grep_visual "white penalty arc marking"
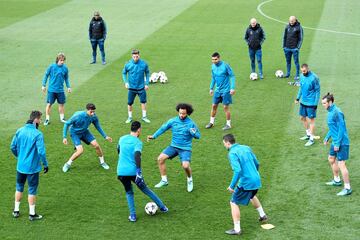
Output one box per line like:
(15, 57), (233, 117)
(257, 0), (360, 37)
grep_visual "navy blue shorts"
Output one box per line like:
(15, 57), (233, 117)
(213, 91), (232, 105)
(128, 89), (147, 105)
(329, 144), (349, 161)
(70, 130), (95, 146)
(299, 104), (317, 119)
(162, 146), (192, 162)
(47, 91), (66, 104)
(231, 187), (258, 206)
(16, 171), (39, 195)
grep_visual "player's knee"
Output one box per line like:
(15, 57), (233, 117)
(76, 147), (84, 154)
(182, 162), (190, 169)
(157, 155), (166, 163)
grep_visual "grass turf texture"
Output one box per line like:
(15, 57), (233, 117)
(1, 0), (360, 239)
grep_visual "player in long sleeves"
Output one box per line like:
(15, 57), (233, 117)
(321, 93), (352, 196)
(147, 103), (200, 192)
(41, 53), (72, 125)
(122, 49), (151, 124)
(295, 64), (320, 147)
(222, 134), (267, 235)
(62, 103), (112, 172)
(205, 52), (236, 130)
(10, 110), (48, 221)
(117, 121), (168, 222)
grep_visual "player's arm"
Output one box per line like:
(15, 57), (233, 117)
(244, 29), (250, 45)
(63, 115), (76, 143)
(228, 153), (241, 191)
(260, 27), (266, 45)
(282, 26), (287, 48)
(250, 151), (260, 170)
(295, 87), (302, 103)
(151, 119), (173, 139)
(64, 67), (71, 92)
(334, 112), (346, 148)
(42, 65), (51, 92)
(89, 22), (92, 39)
(10, 134), (18, 157)
(227, 64), (236, 94)
(36, 133), (49, 172)
(93, 117), (111, 141)
(103, 21), (107, 40)
(314, 76), (320, 106)
(189, 123), (200, 139)
(297, 25), (304, 49)
(134, 142), (144, 185)
(209, 70), (216, 94)
(324, 131), (331, 144)
(122, 64), (129, 88)
(144, 63), (150, 87)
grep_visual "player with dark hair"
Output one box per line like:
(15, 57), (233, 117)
(62, 103), (112, 172)
(222, 134), (267, 235)
(295, 63), (320, 146)
(41, 52), (72, 125)
(206, 52), (236, 130)
(117, 121), (168, 222)
(147, 103), (200, 192)
(10, 110), (48, 221)
(122, 49), (151, 124)
(321, 93), (352, 196)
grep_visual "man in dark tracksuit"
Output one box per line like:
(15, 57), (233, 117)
(244, 18), (266, 79)
(283, 16), (303, 80)
(89, 11), (107, 65)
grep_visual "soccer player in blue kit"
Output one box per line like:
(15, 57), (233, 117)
(322, 93), (352, 196)
(122, 49), (151, 124)
(62, 103), (112, 172)
(10, 110), (48, 221)
(41, 53), (72, 125)
(147, 103), (200, 192)
(222, 134), (267, 235)
(295, 64), (320, 147)
(205, 52), (236, 130)
(117, 121), (168, 222)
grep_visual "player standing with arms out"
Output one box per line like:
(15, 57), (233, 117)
(62, 103), (112, 172)
(322, 93), (352, 196)
(222, 134), (268, 235)
(295, 64), (320, 147)
(117, 121), (168, 222)
(42, 53), (71, 126)
(147, 103), (200, 192)
(122, 49), (151, 124)
(10, 111), (48, 221)
(205, 52), (236, 130)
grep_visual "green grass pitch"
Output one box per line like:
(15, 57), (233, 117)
(0, 0), (359, 239)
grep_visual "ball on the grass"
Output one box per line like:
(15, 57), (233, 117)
(275, 70), (284, 78)
(249, 72), (258, 81)
(145, 202), (158, 215)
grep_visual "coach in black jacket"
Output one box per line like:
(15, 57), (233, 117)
(89, 11), (107, 65)
(283, 16), (303, 80)
(244, 18), (266, 79)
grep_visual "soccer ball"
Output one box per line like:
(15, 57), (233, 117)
(249, 72), (258, 81)
(275, 70), (284, 78)
(150, 72), (159, 83)
(145, 202), (158, 215)
(158, 71), (168, 83)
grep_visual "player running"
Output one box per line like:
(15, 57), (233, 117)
(222, 134), (268, 235)
(322, 93), (352, 196)
(62, 103), (112, 172)
(122, 49), (151, 124)
(10, 110), (48, 221)
(295, 63), (320, 147)
(117, 121), (168, 222)
(147, 103), (200, 192)
(205, 52), (236, 130)
(41, 53), (71, 125)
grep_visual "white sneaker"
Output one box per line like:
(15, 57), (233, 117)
(100, 162), (110, 170)
(44, 119), (50, 126)
(155, 180), (168, 188)
(125, 118), (132, 124)
(60, 119), (66, 123)
(187, 180), (193, 192)
(62, 163), (71, 173)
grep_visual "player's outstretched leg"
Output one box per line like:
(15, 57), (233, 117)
(136, 181), (168, 212)
(90, 140), (109, 170)
(63, 145), (83, 172)
(206, 104), (218, 129)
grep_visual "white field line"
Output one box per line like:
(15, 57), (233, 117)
(257, 0), (360, 37)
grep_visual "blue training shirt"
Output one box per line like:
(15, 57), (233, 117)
(42, 63), (71, 93)
(122, 59), (150, 90)
(324, 104), (350, 147)
(228, 144), (261, 190)
(10, 123), (48, 174)
(296, 71), (320, 106)
(210, 61), (235, 93)
(63, 111), (107, 138)
(152, 116), (200, 151)
(117, 134), (143, 176)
